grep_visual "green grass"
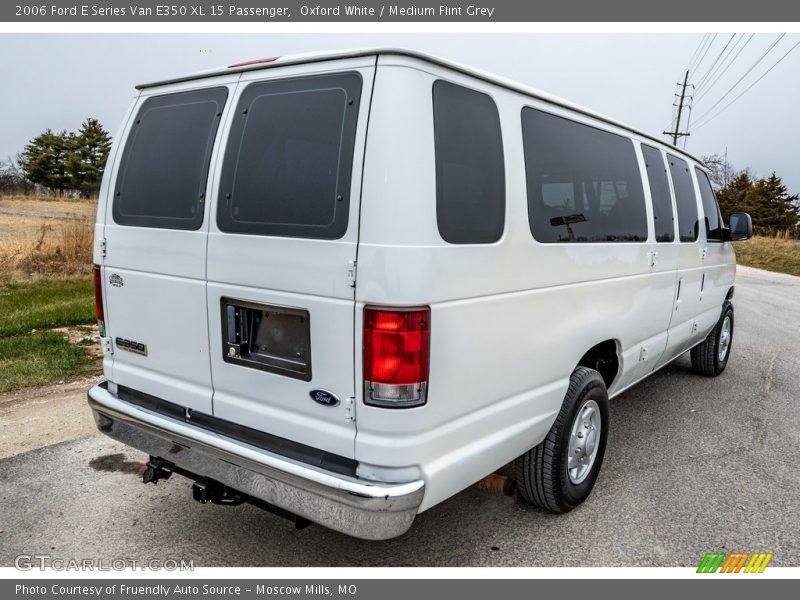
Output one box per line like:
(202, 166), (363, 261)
(735, 236), (800, 278)
(0, 277), (94, 337)
(0, 331), (91, 393)
(0, 276), (96, 393)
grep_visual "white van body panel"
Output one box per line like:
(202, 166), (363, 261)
(205, 56), (376, 459)
(90, 49), (737, 534)
(353, 56), (732, 509)
(100, 74), (238, 413)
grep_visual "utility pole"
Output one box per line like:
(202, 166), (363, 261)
(723, 146), (728, 187)
(663, 71), (692, 146)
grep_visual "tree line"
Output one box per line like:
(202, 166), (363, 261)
(0, 118), (111, 197)
(703, 154), (799, 238)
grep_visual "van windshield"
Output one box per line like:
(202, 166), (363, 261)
(217, 72), (362, 240)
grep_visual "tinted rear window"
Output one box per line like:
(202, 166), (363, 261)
(217, 73), (362, 239)
(695, 167), (723, 241)
(433, 80), (505, 244)
(522, 108), (647, 243)
(113, 87), (228, 230)
(667, 154), (699, 242)
(641, 144), (675, 242)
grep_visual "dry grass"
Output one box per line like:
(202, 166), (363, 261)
(735, 235), (800, 278)
(0, 194), (95, 276)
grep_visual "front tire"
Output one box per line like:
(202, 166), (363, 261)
(515, 366), (609, 513)
(690, 303), (734, 377)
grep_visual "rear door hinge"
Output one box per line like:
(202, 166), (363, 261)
(346, 260), (357, 288)
(344, 397), (355, 422)
(100, 337), (113, 355)
(99, 237), (107, 258)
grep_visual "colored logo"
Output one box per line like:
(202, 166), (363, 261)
(697, 552), (773, 573)
(310, 389), (340, 407)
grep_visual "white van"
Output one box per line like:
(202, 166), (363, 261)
(88, 49), (753, 540)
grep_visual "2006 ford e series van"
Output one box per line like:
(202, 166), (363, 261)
(87, 49), (753, 540)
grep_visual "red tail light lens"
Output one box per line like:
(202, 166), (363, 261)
(364, 307), (430, 408)
(93, 264), (105, 336)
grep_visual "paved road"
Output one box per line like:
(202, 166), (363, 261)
(1, 266), (798, 567)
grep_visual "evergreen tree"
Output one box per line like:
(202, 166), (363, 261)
(21, 129), (74, 194)
(715, 171), (799, 235)
(69, 118), (111, 196)
(746, 173), (799, 232)
(715, 171), (752, 219)
(19, 119), (112, 197)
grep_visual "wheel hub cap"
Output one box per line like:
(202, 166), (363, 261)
(568, 399), (601, 484)
(718, 315), (731, 363)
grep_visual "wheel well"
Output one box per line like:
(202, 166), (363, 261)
(577, 340), (619, 389)
(726, 286), (735, 300)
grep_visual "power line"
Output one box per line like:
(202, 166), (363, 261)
(691, 33), (718, 74)
(691, 34), (786, 124)
(693, 33), (737, 93)
(694, 33), (756, 103)
(684, 33), (710, 74)
(693, 38), (800, 131)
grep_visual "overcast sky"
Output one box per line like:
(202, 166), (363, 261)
(1, 33), (798, 193)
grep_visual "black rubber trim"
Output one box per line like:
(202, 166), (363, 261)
(108, 383), (357, 477)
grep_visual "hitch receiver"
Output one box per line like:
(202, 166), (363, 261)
(192, 478), (246, 506)
(142, 457), (174, 485)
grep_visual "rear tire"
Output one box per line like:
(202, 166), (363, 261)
(515, 366), (609, 513)
(690, 303), (734, 377)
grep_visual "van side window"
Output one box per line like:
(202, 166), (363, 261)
(113, 87), (228, 230)
(217, 72), (362, 239)
(433, 80), (505, 244)
(641, 144), (675, 243)
(667, 155), (699, 242)
(522, 108), (647, 243)
(695, 167), (723, 241)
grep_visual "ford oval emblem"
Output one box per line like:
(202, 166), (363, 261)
(310, 389), (339, 407)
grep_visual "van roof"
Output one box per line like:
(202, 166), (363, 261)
(136, 47), (705, 166)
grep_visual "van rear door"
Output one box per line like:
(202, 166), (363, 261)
(102, 77), (236, 413)
(205, 58), (375, 459)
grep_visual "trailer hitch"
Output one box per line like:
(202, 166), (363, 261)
(142, 456), (174, 485)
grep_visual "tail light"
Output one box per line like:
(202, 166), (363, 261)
(93, 264), (106, 337)
(363, 306), (430, 408)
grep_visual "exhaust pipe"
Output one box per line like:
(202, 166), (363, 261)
(474, 473), (516, 496)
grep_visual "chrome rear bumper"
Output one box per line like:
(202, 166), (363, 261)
(87, 383), (424, 540)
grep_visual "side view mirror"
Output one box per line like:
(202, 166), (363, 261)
(727, 212), (753, 241)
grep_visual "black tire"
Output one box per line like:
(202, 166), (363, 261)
(690, 303), (734, 377)
(515, 366), (609, 513)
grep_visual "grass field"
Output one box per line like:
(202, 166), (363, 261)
(0, 278), (95, 337)
(0, 276), (97, 393)
(0, 194), (95, 276)
(735, 236), (800, 278)
(0, 195), (98, 392)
